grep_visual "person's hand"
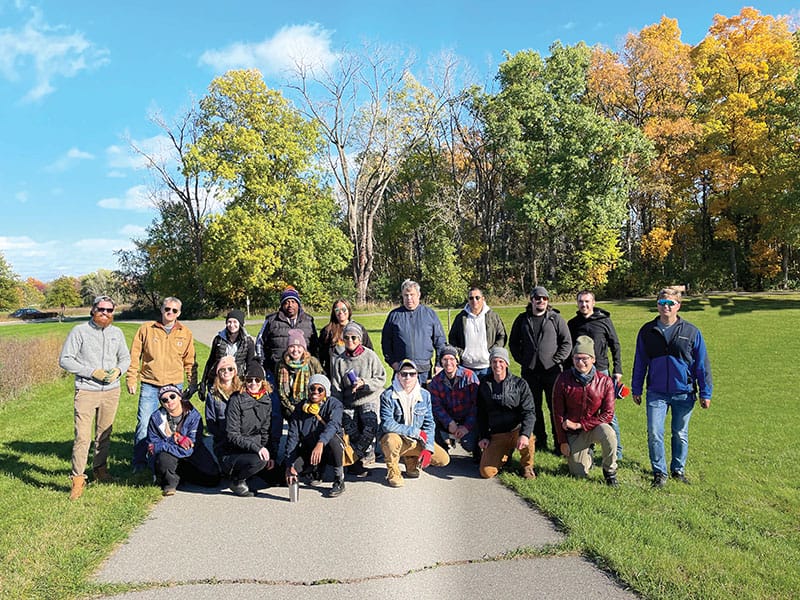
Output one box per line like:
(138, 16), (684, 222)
(310, 442), (324, 465)
(632, 394), (642, 405)
(177, 435), (193, 450)
(352, 378), (364, 393)
(516, 434), (530, 450)
(478, 438), (490, 450)
(560, 442), (570, 457)
(418, 449), (432, 469)
(613, 373), (622, 383)
(258, 447), (270, 462)
(127, 380), (136, 395)
(564, 419), (582, 431)
(147, 443), (155, 457)
(183, 383), (198, 400)
(700, 398), (711, 409)
(448, 420), (458, 435)
(266, 459), (275, 470)
(103, 368), (121, 383)
(454, 425), (468, 440)
(198, 382), (207, 401)
(91, 368), (107, 381)
(286, 466), (298, 485)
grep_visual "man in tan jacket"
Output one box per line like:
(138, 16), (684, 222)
(126, 297), (197, 473)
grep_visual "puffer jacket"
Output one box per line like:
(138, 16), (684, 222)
(476, 373), (536, 439)
(285, 396), (344, 465)
(552, 368), (615, 446)
(147, 402), (203, 459)
(256, 309), (319, 372)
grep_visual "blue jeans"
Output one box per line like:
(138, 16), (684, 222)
(645, 391), (695, 475)
(133, 382), (181, 469)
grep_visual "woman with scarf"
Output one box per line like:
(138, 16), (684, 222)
(379, 359), (450, 487)
(147, 384), (219, 496)
(219, 361), (278, 497)
(199, 310), (255, 400)
(276, 329), (324, 421)
(318, 299), (373, 377)
(330, 322), (385, 476)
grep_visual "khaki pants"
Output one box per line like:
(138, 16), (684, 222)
(479, 429), (534, 479)
(72, 388), (120, 477)
(566, 423), (617, 477)
(380, 433), (450, 471)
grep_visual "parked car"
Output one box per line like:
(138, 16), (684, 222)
(9, 308), (58, 320)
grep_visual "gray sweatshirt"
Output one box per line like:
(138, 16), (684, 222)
(59, 320), (131, 391)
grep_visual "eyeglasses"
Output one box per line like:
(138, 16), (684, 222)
(533, 296), (548, 301)
(309, 385), (326, 393)
(573, 356), (593, 363)
(398, 371), (417, 379)
(334, 307), (348, 314)
(343, 335), (360, 341)
(163, 307), (180, 314)
(160, 393), (180, 403)
(657, 299), (677, 307)
(95, 307), (114, 314)
(468, 295), (482, 301)
(245, 377), (262, 384)
(217, 367), (235, 374)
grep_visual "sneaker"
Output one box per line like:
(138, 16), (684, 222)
(230, 480), (254, 497)
(603, 469), (619, 487)
(671, 471), (690, 484)
(162, 487), (177, 496)
(520, 466), (536, 480)
(651, 472), (668, 489)
(329, 478), (345, 498)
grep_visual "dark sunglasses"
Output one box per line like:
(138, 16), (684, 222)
(657, 299), (677, 307)
(217, 366), (235, 374)
(343, 335), (360, 341)
(468, 296), (482, 301)
(95, 307), (114, 314)
(163, 307), (180, 314)
(245, 377), (262, 384)
(309, 385), (326, 393)
(533, 295), (548, 301)
(334, 307), (348, 314)
(399, 371), (417, 378)
(160, 393), (180, 403)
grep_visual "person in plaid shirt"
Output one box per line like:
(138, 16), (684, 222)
(428, 346), (480, 459)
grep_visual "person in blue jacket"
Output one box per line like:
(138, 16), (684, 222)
(381, 279), (446, 386)
(147, 384), (219, 496)
(632, 288), (712, 488)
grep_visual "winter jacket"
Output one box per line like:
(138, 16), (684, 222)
(552, 368), (615, 446)
(567, 308), (623, 375)
(319, 321), (373, 375)
(147, 403), (203, 459)
(428, 366), (479, 432)
(200, 329), (255, 392)
(509, 305), (572, 372)
(59, 320), (131, 392)
(448, 304), (506, 368)
(126, 320), (197, 387)
(285, 396), (344, 465)
(255, 309), (319, 373)
(632, 317), (712, 399)
(477, 373), (536, 440)
(380, 384), (436, 452)
(220, 389), (275, 458)
(381, 305), (446, 375)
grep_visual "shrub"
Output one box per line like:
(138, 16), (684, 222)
(0, 336), (66, 403)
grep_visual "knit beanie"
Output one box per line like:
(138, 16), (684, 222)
(308, 373), (332, 397)
(572, 335), (596, 358)
(246, 361), (266, 380)
(158, 384), (182, 400)
(287, 328), (307, 350)
(530, 286), (549, 299)
(440, 345), (460, 364)
(280, 286), (302, 307)
(343, 322), (362, 339)
(226, 309), (245, 329)
(489, 347), (510, 366)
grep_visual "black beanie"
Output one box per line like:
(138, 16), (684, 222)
(226, 309), (245, 329)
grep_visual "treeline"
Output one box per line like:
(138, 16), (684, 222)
(115, 8), (800, 314)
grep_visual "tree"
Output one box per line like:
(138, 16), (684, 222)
(80, 269), (126, 304)
(45, 276), (82, 308)
(18, 278), (45, 307)
(0, 253), (21, 309)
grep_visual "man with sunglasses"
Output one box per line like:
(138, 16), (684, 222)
(632, 288), (712, 488)
(59, 295), (131, 499)
(448, 287), (507, 379)
(127, 297), (197, 474)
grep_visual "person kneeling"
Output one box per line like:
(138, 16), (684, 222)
(379, 359), (450, 487)
(285, 374), (346, 498)
(148, 385), (220, 496)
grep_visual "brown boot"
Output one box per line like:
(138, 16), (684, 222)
(69, 475), (87, 500)
(403, 457), (420, 479)
(93, 465), (114, 483)
(386, 463), (404, 487)
(521, 466), (537, 480)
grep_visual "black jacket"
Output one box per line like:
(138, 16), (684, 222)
(477, 373), (536, 439)
(200, 330), (256, 392)
(567, 308), (623, 374)
(285, 397), (343, 465)
(222, 390), (274, 457)
(509, 306), (572, 372)
(256, 309), (319, 373)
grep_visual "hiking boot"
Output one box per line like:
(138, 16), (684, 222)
(404, 458), (420, 479)
(386, 463), (404, 487)
(231, 480), (253, 497)
(671, 471), (690, 484)
(520, 466), (536, 480)
(603, 469), (619, 487)
(162, 487), (177, 497)
(348, 460), (371, 478)
(652, 472), (668, 489)
(93, 465), (114, 483)
(69, 474), (87, 500)
(329, 478), (345, 498)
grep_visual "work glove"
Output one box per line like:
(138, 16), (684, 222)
(418, 449), (432, 469)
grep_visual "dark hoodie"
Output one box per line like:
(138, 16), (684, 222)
(567, 308), (623, 375)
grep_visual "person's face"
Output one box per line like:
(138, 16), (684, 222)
(288, 344), (304, 360)
(491, 357), (508, 380)
(282, 298), (299, 318)
(334, 302), (349, 325)
(161, 302), (181, 325)
(245, 376), (263, 393)
(572, 353), (595, 374)
(308, 383), (326, 404)
(160, 391), (182, 416)
(577, 294), (595, 317)
(226, 318), (240, 335)
(657, 297), (680, 320)
(217, 364), (236, 384)
(402, 287), (420, 311)
(467, 290), (484, 313)
(343, 333), (361, 352)
(92, 301), (114, 327)
(531, 294), (549, 314)
(441, 354), (458, 377)
(398, 369), (418, 391)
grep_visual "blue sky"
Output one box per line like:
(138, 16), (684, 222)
(1, 1), (795, 282)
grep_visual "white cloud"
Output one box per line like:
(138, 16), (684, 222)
(119, 224), (146, 238)
(563, 22), (576, 30)
(0, 6), (109, 102)
(46, 146), (95, 172)
(97, 185), (154, 212)
(106, 135), (173, 171)
(199, 23), (338, 76)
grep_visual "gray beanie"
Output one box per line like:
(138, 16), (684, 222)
(572, 335), (596, 359)
(342, 322), (362, 339)
(440, 345), (460, 364)
(489, 347), (510, 365)
(308, 373), (332, 397)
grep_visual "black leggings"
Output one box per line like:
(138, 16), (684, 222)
(154, 443), (220, 490)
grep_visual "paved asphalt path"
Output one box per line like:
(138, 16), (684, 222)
(95, 320), (638, 599)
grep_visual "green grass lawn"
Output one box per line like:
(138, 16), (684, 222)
(1, 298), (799, 599)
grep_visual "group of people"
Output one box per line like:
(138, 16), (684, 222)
(59, 282), (712, 500)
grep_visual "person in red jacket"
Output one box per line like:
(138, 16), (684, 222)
(552, 336), (618, 486)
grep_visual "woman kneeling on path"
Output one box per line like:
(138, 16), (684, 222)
(147, 385), (220, 496)
(285, 374), (346, 498)
(219, 362), (277, 497)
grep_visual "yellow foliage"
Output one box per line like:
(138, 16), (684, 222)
(640, 226), (674, 263)
(749, 240), (782, 279)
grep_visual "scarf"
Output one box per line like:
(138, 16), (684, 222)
(280, 351), (312, 403)
(572, 366), (596, 386)
(345, 344), (366, 358)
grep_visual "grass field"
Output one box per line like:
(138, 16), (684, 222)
(1, 296), (798, 599)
